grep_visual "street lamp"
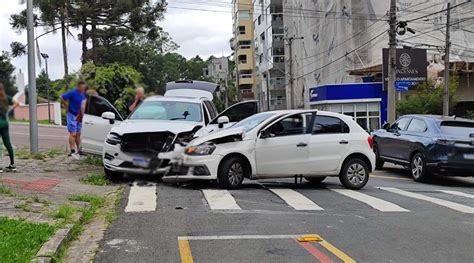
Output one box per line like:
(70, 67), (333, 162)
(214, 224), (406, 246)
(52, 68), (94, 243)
(40, 52), (51, 123)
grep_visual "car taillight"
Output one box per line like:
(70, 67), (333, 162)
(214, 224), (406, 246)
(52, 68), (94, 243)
(367, 136), (373, 149)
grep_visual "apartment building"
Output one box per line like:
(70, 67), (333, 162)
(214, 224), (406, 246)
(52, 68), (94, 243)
(231, 0), (257, 100)
(253, 0), (286, 110)
(204, 56), (229, 84)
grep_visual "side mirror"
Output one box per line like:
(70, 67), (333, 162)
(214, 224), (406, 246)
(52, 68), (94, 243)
(101, 111), (116, 124)
(260, 129), (271, 139)
(382, 122), (391, 130)
(217, 116), (230, 128)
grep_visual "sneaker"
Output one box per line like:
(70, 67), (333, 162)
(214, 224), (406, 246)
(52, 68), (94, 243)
(71, 153), (81, 160)
(0, 168), (3, 173)
(6, 165), (16, 172)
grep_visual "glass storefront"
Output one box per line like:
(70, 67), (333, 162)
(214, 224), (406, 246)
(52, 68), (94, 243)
(314, 102), (381, 132)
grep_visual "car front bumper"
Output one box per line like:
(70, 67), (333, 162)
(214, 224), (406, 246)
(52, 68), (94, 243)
(102, 143), (168, 175)
(160, 151), (222, 181)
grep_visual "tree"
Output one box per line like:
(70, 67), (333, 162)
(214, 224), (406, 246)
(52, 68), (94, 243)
(397, 76), (459, 116)
(80, 62), (142, 116)
(0, 52), (17, 96)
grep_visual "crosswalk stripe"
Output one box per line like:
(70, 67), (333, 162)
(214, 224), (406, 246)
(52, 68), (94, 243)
(437, 190), (474, 199)
(202, 190), (241, 210)
(269, 188), (323, 210)
(379, 187), (474, 214)
(331, 189), (410, 212)
(125, 181), (157, 213)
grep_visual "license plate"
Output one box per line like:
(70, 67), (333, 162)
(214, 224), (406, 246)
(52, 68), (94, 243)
(463, 154), (474, 160)
(132, 158), (149, 168)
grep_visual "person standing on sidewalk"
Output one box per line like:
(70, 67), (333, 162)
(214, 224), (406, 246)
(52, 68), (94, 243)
(0, 82), (20, 172)
(61, 80), (87, 159)
(128, 87), (145, 113)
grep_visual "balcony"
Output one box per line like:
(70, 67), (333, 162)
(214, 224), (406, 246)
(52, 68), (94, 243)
(241, 91), (255, 99)
(239, 73), (255, 85)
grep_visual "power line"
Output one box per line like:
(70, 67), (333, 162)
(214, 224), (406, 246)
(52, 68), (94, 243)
(294, 31), (386, 80)
(406, 1), (472, 23)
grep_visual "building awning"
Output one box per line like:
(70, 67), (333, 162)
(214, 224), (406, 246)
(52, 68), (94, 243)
(348, 64), (382, 76)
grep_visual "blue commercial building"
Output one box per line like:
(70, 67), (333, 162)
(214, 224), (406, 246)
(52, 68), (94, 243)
(309, 83), (388, 131)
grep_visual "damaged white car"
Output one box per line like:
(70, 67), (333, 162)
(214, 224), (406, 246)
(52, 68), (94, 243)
(159, 110), (376, 190)
(80, 80), (258, 178)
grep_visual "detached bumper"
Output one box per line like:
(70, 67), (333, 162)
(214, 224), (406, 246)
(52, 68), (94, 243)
(426, 162), (474, 177)
(161, 152), (221, 181)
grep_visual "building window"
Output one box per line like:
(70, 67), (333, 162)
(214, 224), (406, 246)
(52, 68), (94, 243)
(238, 10), (250, 19)
(316, 102), (380, 132)
(238, 26), (245, 34)
(258, 15), (262, 25)
(260, 32), (265, 41)
(238, 54), (247, 64)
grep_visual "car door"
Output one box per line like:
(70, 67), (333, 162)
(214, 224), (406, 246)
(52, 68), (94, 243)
(211, 100), (259, 125)
(378, 117), (412, 161)
(82, 96), (123, 155)
(403, 118), (429, 161)
(307, 113), (352, 173)
(255, 113), (311, 177)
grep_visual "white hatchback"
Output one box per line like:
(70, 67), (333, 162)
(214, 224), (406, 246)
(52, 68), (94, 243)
(161, 110), (376, 190)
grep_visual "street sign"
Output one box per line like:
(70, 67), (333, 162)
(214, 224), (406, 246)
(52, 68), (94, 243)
(395, 80), (415, 91)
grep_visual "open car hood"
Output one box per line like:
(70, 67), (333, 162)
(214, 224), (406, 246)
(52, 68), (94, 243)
(111, 120), (201, 136)
(190, 127), (245, 146)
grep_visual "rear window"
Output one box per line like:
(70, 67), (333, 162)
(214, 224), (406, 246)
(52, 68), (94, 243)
(439, 121), (474, 137)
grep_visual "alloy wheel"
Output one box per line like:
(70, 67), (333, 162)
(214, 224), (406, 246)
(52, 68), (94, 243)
(228, 162), (243, 186)
(412, 156), (423, 179)
(347, 163), (366, 185)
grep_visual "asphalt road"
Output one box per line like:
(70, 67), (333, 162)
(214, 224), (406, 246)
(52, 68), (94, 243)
(10, 123), (69, 150)
(94, 167), (474, 263)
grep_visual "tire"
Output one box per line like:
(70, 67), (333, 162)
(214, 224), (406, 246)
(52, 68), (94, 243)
(373, 143), (384, 170)
(410, 152), (428, 182)
(217, 157), (246, 189)
(104, 166), (123, 180)
(339, 158), (370, 190)
(305, 176), (327, 184)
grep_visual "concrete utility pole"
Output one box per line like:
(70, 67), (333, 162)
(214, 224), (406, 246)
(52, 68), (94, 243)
(285, 36), (304, 109)
(443, 3), (451, 116)
(387, 0), (397, 123)
(27, 0), (39, 153)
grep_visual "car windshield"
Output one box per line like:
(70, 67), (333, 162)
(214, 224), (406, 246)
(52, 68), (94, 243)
(129, 100), (202, 122)
(439, 121), (474, 137)
(232, 112), (277, 132)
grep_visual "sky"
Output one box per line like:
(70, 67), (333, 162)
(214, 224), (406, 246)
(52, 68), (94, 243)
(0, 0), (233, 83)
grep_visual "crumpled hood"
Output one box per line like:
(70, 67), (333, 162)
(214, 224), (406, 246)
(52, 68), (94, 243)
(190, 127), (245, 146)
(110, 120), (201, 135)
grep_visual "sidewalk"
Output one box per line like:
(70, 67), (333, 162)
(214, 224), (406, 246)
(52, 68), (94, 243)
(0, 152), (120, 262)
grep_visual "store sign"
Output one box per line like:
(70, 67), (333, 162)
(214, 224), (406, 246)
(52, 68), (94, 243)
(382, 48), (427, 91)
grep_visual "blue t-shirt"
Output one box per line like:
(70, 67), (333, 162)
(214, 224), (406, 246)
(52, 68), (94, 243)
(62, 89), (86, 115)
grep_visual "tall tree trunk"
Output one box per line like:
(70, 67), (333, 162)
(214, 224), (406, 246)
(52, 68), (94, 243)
(81, 18), (87, 65)
(60, 16), (69, 77)
(91, 20), (98, 64)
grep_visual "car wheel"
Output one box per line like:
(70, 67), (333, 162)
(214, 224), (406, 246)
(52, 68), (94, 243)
(218, 157), (245, 189)
(411, 152), (428, 182)
(373, 143), (385, 170)
(305, 176), (327, 184)
(339, 158), (369, 190)
(104, 166), (123, 180)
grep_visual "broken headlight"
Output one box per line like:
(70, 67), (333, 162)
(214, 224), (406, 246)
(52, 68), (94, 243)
(106, 132), (122, 145)
(185, 143), (216, 156)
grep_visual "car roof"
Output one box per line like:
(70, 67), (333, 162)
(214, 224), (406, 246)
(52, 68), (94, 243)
(144, 95), (206, 103)
(402, 114), (474, 122)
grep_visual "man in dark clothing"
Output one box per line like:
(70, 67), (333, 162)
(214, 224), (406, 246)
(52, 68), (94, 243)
(61, 80), (87, 158)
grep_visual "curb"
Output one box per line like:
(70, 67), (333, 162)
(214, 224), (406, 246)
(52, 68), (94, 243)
(31, 224), (74, 263)
(10, 122), (65, 129)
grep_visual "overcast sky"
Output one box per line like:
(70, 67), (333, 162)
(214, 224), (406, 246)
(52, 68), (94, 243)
(0, 0), (233, 83)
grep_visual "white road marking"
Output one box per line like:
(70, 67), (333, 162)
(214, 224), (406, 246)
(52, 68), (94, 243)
(437, 190), (474, 199)
(124, 181), (157, 212)
(178, 234), (302, 240)
(379, 187), (474, 214)
(269, 188), (323, 210)
(202, 189), (241, 210)
(331, 189), (410, 212)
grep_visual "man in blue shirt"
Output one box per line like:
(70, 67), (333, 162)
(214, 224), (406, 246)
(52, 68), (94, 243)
(61, 80), (87, 157)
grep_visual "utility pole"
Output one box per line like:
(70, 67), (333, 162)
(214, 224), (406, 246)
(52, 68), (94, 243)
(443, 2), (451, 116)
(387, 0), (397, 123)
(41, 53), (51, 123)
(27, 0), (39, 154)
(285, 36), (304, 109)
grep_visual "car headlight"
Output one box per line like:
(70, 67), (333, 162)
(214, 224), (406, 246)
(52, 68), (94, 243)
(185, 143), (216, 156)
(106, 132), (122, 145)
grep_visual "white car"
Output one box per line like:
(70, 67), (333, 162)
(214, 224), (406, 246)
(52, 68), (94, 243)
(161, 110), (376, 190)
(80, 80), (258, 177)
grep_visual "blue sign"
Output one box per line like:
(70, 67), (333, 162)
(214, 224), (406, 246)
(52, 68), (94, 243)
(395, 81), (415, 91)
